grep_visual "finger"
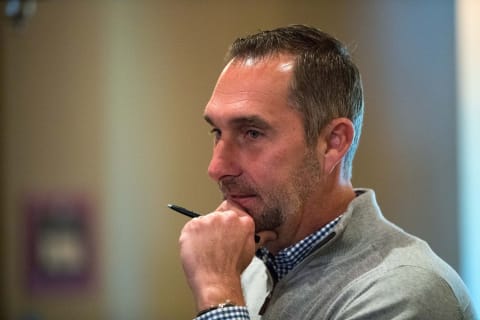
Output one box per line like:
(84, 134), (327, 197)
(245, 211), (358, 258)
(215, 200), (229, 212)
(215, 200), (251, 220)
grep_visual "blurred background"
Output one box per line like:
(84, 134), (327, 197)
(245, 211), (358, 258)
(0, 0), (478, 319)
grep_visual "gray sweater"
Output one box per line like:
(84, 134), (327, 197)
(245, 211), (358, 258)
(242, 189), (476, 319)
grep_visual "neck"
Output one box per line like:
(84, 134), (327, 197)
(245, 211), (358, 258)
(301, 180), (355, 236)
(266, 178), (356, 255)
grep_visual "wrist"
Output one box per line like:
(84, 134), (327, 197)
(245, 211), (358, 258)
(194, 280), (245, 312)
(197, 300), (237, 317)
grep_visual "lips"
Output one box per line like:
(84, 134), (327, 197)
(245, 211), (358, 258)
(219, 177), (259, 210)
(225, 194), (258, 210)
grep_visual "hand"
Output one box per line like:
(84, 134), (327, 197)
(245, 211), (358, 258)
(178, 201), (276, 311)
(215, 200), (278, 248)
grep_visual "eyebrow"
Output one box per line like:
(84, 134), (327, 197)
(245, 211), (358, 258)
(204, 114), (273, 131)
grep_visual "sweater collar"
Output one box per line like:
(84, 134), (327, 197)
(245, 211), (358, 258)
(256, 215), (342, 281)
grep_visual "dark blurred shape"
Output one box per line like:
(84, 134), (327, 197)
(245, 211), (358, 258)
(24, 193), (96, 295)
(3, 0), (37, 28)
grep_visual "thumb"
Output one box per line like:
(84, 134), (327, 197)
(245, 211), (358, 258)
(255, 230), (278, 248)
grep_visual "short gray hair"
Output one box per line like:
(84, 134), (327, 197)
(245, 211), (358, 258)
(226, 25), (364, 180)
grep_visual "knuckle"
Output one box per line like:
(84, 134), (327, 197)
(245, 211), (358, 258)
(242, 216), (255, 229)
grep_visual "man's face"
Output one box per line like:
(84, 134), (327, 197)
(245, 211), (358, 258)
(204, 55), (322, 237)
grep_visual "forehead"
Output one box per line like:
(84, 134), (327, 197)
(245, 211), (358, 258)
(204, 55), (299, 125)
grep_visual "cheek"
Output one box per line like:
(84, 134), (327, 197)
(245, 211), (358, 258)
(252, 149), (306, 185)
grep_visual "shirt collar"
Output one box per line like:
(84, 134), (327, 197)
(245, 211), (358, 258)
(256, 215), (342, 281)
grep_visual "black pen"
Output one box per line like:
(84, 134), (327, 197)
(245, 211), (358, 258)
(167, 204), (201, 218)
(167, 203), (260, 243)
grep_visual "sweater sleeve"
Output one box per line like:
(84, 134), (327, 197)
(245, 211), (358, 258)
(322, 265), (473, 320)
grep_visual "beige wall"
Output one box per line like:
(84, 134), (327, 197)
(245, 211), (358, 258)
(1, 2), (109, 320)
(1, 1), (458, 319)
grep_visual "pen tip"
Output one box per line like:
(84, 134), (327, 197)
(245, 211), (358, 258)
(167, 204), (173, 208)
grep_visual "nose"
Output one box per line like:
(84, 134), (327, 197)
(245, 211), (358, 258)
(207, 140), (241, 182)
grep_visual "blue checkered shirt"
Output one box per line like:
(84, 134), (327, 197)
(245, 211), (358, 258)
(195, 215), (342, 320)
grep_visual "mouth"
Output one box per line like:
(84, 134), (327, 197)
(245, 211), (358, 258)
(225, 194), (258, 211)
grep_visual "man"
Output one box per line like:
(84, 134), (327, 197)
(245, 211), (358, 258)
(179, 25), (476, 319)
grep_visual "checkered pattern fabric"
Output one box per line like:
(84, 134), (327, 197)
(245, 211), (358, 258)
(257, 215), (342, 279)
(196, 305), (249, 320)
(194, 215), (342, 320)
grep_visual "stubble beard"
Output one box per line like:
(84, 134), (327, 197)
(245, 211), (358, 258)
(220, 148), (321, 233)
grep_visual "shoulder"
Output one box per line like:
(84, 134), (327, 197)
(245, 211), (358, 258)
(324, 265), (473, 320)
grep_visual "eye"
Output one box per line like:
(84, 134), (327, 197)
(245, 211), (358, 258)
(246, 129), (262, 139)
(209, 128), (221, 142)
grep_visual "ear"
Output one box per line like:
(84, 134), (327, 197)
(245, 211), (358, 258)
(318, 118), (355, 175)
